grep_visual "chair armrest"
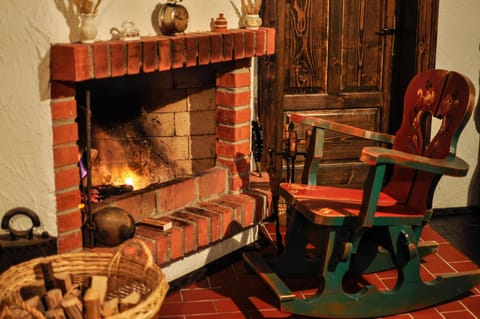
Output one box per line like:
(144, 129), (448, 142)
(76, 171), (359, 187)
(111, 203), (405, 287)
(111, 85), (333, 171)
(360, 146), (469, 177)
(290, 113), (395, 144)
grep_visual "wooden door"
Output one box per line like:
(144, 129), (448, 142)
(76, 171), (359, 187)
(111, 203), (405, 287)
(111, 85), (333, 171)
(258, 0), (438, 187)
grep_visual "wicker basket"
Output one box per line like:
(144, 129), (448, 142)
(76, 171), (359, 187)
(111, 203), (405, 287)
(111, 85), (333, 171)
(0, 238), (168, 319)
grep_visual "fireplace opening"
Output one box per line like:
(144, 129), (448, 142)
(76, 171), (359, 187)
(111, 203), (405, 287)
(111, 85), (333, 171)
(76, 66), (218, 201)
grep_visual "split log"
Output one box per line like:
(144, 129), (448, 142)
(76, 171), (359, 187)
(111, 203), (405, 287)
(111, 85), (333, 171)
(20, 282), (46, 301)
(54, 273), (73, 294)
(119, 291), (140, 312)
(83, 288), (101, 319)
(89, 275), (108, 302)
(40, 263), (59, 291)
(63, 283), (83, 299)
(44, 289), (63, 310)
(45, 308), (66, 319)
(0, 305), (30, 319)
(100, 298), (119, 317)
(25, 295), (46, 313)
(61, 295), (83, 319)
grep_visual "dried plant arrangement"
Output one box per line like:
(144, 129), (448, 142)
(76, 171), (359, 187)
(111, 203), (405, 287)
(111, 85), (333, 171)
(241, 0), (262, 15)
(73, 0), (102, 14)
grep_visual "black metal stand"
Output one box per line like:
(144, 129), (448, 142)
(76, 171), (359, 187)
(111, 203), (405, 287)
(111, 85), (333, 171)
(81, 89), (96, 248)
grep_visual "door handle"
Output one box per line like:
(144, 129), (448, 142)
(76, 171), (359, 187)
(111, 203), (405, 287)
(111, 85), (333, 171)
(376, 28), (397, 36)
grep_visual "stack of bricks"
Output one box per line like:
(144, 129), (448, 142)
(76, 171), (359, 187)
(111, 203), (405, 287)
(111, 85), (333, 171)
(49, 28), (276, 254)
(132, 167), (268, 266)
(51, 84), (83, 253)
(216, 68), (253, 192)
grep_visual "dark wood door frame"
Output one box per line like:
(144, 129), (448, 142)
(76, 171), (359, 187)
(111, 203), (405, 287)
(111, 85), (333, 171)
(389, 0), (439, 133)
(258, 0), (439, 174)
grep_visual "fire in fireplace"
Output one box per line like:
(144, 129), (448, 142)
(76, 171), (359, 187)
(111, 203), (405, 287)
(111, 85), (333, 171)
(76, 68), (217, 197)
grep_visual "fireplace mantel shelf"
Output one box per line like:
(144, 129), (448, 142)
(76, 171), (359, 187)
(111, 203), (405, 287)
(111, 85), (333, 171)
(51, 28), (275, 82)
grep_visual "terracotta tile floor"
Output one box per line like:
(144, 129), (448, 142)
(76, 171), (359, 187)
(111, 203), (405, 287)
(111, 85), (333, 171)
(156, 223), (480, 319)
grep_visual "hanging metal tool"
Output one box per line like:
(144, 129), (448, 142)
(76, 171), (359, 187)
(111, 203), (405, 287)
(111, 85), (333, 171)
(251, 117), (264, 177)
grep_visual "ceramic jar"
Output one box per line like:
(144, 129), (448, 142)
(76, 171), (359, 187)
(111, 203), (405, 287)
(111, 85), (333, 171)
(244, 14), (262, 30)
(119, 20), (140, 41)
(79, 13), (97, 43)
(214, 13), (228, 32)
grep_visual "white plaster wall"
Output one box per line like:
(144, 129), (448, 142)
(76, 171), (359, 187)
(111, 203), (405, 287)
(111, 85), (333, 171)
(433, 0), (480, 208)
(0, 0), (244, 236)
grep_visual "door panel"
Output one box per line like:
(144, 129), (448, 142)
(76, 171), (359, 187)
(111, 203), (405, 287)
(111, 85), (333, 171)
(258, 0), (439, 187)
(286, 108), (380, 187)
(341, 0), (388, 92)
(285, 0), (395, 186)
(285, 108), (380, 161)
(285, 0), (328, 93)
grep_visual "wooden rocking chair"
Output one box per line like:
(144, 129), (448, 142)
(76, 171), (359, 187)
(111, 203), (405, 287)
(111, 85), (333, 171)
(243, 69), (480, 318)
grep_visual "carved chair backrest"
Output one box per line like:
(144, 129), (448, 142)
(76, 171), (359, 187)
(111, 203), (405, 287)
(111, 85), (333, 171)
(383, 69), (476, 212)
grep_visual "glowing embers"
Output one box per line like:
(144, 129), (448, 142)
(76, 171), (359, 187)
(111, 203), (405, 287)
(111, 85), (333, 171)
(90, 123), (177, 192)
(124, 176), (135, 188)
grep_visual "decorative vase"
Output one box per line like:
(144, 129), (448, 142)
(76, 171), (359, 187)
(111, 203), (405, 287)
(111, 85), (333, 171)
(244, 14), (262, 30)
(214, 13), (228, 32)
(79, 13), (97, 43)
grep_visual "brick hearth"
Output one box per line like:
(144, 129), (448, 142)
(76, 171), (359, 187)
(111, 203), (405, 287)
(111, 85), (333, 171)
(49, 28), (275, 279)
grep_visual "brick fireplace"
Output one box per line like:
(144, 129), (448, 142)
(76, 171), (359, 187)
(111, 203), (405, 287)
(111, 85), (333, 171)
(50, 28), (275, 280)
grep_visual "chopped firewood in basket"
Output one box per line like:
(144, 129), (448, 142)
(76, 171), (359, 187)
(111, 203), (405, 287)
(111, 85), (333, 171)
(0, 304), (34, 319)
(119, 291), (141, 312)
(83, 288), (100, 319)
(25, 295), (46, 313)
(61, 295), (83, 319)
(55, 273), (73, 295)
(0, 305), (14, 319)
(63, 284), (83, 299)
(40, 262), (60, 291)
(16, 270), (145, 318)
(44, 289), (63, 310)
(100, 298), (119, 317)
(20, 281), (46, 300)
(45, 308), (67, 319)
(88, 276), (108, 303)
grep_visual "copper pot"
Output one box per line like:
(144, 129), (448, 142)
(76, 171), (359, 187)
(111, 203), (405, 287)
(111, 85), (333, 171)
(93, 207), (135, 246)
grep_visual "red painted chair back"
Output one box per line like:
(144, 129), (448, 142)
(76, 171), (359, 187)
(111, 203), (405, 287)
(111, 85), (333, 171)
(383, 70), (476, 212)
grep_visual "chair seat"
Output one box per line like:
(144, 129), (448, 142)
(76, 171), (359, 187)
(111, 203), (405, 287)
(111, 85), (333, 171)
(280, 183), (398, 205)
(281, 183), (424, 226)
(295, 198), (424, 226)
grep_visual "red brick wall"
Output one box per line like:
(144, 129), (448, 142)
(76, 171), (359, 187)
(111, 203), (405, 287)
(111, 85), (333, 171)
(51, 84), (83, 252)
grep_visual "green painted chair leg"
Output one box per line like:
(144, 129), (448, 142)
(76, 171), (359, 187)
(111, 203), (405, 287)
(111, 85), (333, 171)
(243, 245), (480, 318)
(279, 269), (480, 318)
(350, 240), (438, 274)
(265, 211), (326, 278)
(243, 251), (297, 302)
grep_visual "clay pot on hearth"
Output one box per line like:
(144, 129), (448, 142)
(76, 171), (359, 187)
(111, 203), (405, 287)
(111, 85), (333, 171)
(93, 207), (136, 246)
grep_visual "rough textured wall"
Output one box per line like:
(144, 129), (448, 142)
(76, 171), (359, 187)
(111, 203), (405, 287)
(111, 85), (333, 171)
(0, 0), (244, 236)
(434, 0), (480, 208)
